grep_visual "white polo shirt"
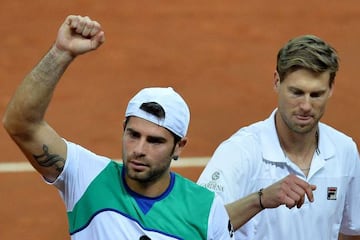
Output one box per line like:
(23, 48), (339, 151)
(197, 109), (360, 240)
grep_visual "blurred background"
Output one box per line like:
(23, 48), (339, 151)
(0, 0), (359, 239)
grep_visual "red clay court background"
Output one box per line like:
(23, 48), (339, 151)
(0, 1), (359, 239)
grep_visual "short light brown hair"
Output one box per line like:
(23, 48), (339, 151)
(276, 35), (339, 87)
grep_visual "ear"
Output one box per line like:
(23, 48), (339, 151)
(173, 138), (187, 160)
(328, 84), (334, 98)
(273, 71), (280, 92)
(122, 119), (127, 130)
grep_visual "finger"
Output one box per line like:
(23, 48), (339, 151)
(286, 187), (302, 202)
(81, 22), (94, 37)
(81, 18), (102, 37)
(283, 195), (297, 209)
(89, 21), (102, 37)
(306, 184), (317, 202)
(64, 15), (77, 26)
(282, 181), (303, 203)
(69, 16), (91, 35)
(294, 179), (316, 202)
(91, 31), (106, 49)
(288, 175), (316, 202)
(296, 196), (305, 208)
(67, 15), (81, 29)
(75, 16), (90, 34)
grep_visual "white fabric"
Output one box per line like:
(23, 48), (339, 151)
(208, 195), (235, 239)
(49, 141), (234, 239)
(198, 109), (360, 240)
(125, 87), (190, 138)
(51, 140), (111, 211)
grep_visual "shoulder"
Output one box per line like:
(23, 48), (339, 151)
(59, 140), (113, 182)
(319, 123), (357, 147)
(318, 123), (359, 163)
(173, 173), (215, 198)
(221, 112), (274, 147)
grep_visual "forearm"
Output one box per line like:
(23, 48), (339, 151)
(225, 192), (263, 230)
(3, 15), (104, 181)
(339, 234), (360, 240)
(3, 46), (74, 135)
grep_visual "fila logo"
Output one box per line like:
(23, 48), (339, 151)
(327, 187), (337, 200)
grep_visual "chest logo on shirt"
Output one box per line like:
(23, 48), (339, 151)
(327, 187), (337, 200)
(198, 171), (224, 192)
(212, 171), (220, 180)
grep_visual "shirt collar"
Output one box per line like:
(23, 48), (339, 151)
(261, 109), (335, 163)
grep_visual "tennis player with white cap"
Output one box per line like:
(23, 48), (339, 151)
(3, 15), (235, 239)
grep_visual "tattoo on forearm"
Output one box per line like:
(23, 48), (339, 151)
(33, 145), (65, 172)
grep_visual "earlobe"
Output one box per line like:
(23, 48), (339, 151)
(329, 86), (334, 97)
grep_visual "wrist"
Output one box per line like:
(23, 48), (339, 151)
(258, 188), (266, 210)
(50, 44), (76, 62)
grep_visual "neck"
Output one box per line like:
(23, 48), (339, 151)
(275, 113), (319, 175)
(125, 172), (171, 197)
(275, 112), (319, 154)
(279, 129), (318, 154)
(279, 132), (318, 176)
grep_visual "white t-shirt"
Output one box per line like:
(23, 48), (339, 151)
(198, 109), (360, 240)
(50, 140), (234, 240)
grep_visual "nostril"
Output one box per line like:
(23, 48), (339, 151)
(133, 151), (145, 159)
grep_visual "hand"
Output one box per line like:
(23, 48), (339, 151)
(261, 174), (316, 209)
(54, 15), (105, 57)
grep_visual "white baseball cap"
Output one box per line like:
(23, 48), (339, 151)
(125, 87), (190, 138)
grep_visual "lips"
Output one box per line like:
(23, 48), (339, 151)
(295, 114), (313, 124)
(128, 160), (148, 171)
(297, 115), (311, 120)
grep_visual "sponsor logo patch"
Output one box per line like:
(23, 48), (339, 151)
(199, 171), (224, 192)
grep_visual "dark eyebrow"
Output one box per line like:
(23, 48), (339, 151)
(126, 127), (139, 135)
(126, 127), (167, 143)
(288, 86), (326, 95)
(288, 86), (304, 93)
(147, 135), (167, 143)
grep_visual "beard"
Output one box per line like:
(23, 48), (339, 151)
(123, 157), (172, 183)
(283, 112), (321, 134)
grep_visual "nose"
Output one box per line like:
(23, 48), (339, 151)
(299, 95), (312, 112)
(132, 138), (146, 158)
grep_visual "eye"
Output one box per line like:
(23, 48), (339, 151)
(147, 136), (166, 144)
(310, 91), (323, 98)
(290, 88), (303, 96)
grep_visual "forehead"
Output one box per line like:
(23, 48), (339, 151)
(126, 116), (173, 138)
(283, 69), (331, 89)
